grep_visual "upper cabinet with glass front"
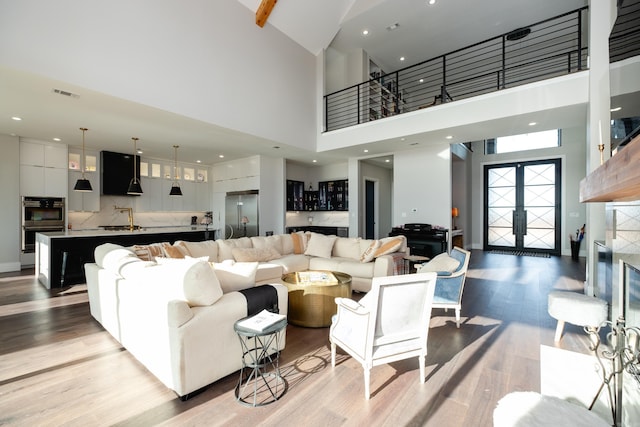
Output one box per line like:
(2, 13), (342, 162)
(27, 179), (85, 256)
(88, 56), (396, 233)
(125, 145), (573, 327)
(67, 147), (100, 212)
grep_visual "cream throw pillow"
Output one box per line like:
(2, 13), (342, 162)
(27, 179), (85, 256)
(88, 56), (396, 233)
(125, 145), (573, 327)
(417, 253), (460, 273)
(360, 240), (381, 263)
(304, 232), (337, 258)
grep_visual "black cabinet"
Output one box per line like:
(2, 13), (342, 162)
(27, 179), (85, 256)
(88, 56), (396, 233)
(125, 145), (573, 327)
(286, 180), (304, 211)
(303, 190), (319, 211)
(318, 179), (348, 211)
(389, 226), (448, 258)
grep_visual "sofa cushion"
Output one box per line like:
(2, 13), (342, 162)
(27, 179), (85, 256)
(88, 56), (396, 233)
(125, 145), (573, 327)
(360, 240), (381, 263)
(217, 237), (252, 261)
(95, 243), (134, 268)
(418, 253), (460, 273)
(269, 254), (310, 273)
(332, 237), (362, 260)
(232, 247), (281, 262)
(255, 263), (284, 283)
(374, 236), (404, 257)
(174, 240), (218, 261)
(152, 258), (223, 306)
(305, 232), (337, 258)
(309, 256), (375, 279)
(250, 235), (283, 254)
(162, 242), (187, 258)
(211, 260), (259, 293)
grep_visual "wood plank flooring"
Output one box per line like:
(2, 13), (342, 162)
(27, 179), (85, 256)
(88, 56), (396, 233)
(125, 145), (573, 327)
(0, 251), (592, 426)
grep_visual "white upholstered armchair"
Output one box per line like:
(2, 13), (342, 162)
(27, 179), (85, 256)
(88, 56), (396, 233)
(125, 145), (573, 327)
(417, 247), (470, 328)
(329, 272), (437, 399)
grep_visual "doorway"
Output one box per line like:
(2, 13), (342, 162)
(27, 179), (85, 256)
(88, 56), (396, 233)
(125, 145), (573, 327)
(365, 179), (375, 239)
(484, 159), (561, 255)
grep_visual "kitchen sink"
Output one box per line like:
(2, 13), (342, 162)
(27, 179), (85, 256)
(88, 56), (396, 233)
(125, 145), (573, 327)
(100, 225), (142, 231)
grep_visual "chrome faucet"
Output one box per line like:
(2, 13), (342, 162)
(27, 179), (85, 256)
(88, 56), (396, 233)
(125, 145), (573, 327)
(114, 206), (135, 231)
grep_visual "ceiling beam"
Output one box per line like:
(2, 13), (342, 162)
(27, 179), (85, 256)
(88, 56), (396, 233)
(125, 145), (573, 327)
(256, 0), (277, 28)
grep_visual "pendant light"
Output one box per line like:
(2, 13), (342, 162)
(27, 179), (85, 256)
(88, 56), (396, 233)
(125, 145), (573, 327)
(127, 137), (143, 194)
(169, 145), (183, 196)
(73, 127), (93, 192)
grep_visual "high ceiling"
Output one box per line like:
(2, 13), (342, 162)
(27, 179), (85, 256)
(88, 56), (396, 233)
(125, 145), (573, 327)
(0, 0), (596, 167)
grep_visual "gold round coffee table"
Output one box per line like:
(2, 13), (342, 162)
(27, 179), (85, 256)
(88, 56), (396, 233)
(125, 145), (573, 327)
(281, 270), (352, 327)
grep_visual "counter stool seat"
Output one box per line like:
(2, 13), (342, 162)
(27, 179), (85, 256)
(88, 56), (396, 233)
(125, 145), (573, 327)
(547, 291), (607, 342)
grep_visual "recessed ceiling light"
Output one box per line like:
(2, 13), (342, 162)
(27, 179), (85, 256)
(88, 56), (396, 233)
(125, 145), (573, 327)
(611, 107), (622, 112)
(428, 0), (436, 4)
(11, 116), (22, 121)
(529, 122), (537, 126)
(362, 29), (369, 36)
(385, 159), (390, 163)
(364, 149), (369, 153)
(53, 137), (61, 142)
(401, 137), (406, 141)
(446, 135), (453, 139)
(312, 159), (317, 163)
(419, 78), (424, 83)
(400, 56), (406, 61)
(219, 154), (224, 158)
(196, 160), (201, 163)
(137, 149), (143, 154)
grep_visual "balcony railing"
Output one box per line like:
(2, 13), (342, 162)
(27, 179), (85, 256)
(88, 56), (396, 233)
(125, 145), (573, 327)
(324, 7), (589, 132)
(610, 0), (640, 63)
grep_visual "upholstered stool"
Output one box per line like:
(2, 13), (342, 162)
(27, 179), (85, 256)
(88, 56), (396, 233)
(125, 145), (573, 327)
(547, 291), (607, 342)
(494, 391), (609, 426)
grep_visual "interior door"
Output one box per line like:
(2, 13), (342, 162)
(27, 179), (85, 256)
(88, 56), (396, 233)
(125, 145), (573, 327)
(365, 180), (375, 239)
(484, 159), (561, 255)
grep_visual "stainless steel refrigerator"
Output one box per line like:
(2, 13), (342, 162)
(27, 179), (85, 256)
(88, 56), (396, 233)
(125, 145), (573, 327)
(225, 190), (259, 239)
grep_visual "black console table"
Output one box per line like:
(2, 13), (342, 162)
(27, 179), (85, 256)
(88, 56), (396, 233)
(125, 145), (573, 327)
(389, 225), (448, 258)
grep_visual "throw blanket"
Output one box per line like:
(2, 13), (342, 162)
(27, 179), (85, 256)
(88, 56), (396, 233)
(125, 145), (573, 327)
(239, 285), (279, 316)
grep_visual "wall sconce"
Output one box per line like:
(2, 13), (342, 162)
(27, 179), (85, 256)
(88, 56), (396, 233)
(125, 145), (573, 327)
(73, 127), (93, 192)
(126, 137), (143, 194)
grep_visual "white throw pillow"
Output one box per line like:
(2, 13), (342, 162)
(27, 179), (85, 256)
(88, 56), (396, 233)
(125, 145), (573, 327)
(417, 253), (460, 273)
(216, 237), (252, 261)
(154, 258), (223, 307)
(304, 232), (337, 258)
(360, 240), (381, 263)
(211, 261), (259, 293)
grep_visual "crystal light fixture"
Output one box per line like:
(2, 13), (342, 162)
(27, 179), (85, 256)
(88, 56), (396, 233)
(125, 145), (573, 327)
(169, 145), (182, 196)
(73, 127), (93, 192)
(126, 137), (143, 194)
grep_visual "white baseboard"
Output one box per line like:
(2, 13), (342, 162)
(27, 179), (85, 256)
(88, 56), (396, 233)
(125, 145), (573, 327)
(0, 262), (22, 273)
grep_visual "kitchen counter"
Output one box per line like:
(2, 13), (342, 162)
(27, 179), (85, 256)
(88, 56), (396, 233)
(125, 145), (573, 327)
(36, 226), (216, 289)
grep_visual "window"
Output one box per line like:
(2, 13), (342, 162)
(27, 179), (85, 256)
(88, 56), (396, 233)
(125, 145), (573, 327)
(485, 129), (560, 154)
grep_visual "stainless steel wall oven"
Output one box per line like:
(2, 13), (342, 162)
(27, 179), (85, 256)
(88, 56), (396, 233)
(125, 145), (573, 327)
(22, 196), (65, 253)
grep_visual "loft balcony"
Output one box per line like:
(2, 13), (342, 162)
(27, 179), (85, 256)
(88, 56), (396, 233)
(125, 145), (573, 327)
(323, 4), (639, 134)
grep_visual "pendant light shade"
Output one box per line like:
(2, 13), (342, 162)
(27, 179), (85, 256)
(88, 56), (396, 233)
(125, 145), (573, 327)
(73, 127), (93, 192)
(169, 145), (182, 196)
(127, 137), (143, 195)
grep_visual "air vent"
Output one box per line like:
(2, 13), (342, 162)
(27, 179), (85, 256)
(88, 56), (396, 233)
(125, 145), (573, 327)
(52, 88), (80, 98)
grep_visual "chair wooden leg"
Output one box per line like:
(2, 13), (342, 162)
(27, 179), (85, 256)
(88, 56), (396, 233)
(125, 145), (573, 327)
(554, 320), (565, 342)
(331, 342), (336, 367)
(364, 368), (370, 400)
(455, 308), (461, 328)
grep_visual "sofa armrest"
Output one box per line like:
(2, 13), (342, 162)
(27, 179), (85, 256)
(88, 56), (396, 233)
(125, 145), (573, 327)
(372, 253), (404, 277)
(168, 299), (194, 328)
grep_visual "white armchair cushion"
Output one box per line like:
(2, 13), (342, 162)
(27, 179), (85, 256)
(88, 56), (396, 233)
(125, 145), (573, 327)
(418, 253), (460, 273)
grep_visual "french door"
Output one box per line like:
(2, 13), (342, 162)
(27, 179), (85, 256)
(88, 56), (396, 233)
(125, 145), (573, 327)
(484, 159), (561, 255)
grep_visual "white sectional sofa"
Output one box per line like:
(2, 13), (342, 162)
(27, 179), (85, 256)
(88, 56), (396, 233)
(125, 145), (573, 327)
(84, 232), (407, 398)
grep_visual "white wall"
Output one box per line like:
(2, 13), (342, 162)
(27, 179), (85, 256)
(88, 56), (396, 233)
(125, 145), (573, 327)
(0, 134), (21, 272)
(0, 0), (317, 150)
(393, 143), (451, 229)
(469, 126), (587, 255)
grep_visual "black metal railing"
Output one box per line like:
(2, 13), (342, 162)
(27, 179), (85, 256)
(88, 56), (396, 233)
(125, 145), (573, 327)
(610, 0), (640, 63)
(324, 7), (589, 132)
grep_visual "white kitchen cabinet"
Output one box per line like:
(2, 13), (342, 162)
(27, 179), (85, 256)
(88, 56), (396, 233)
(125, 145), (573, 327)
(20, 140), (68, 197)
(67, 148), (100, 211)
(135, 177), (162, 212)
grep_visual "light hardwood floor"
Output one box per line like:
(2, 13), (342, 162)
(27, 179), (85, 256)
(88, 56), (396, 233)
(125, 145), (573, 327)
(0, 251), (593, 426)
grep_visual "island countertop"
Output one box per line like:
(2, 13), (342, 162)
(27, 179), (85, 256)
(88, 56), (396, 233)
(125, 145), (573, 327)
(36, 227), (216, 289)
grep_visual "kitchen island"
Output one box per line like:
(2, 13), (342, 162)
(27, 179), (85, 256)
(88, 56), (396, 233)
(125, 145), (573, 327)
(36, 227), (215, 289)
